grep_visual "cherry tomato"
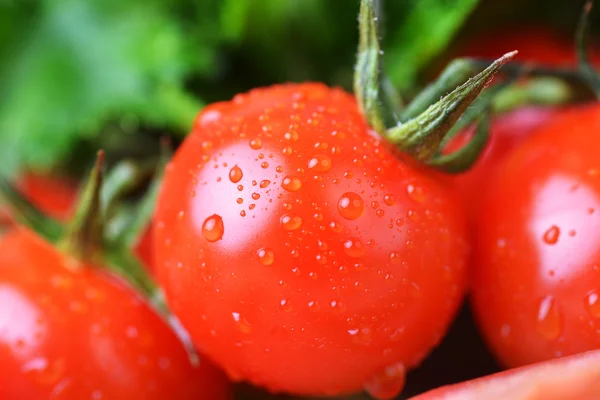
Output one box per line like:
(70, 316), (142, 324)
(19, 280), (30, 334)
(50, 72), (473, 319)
(0, 226), (231, 399)
(154, 83), (469, 399)
(442, 27), (600, 223)
(456, 27), (598, 66)
(0, 173), (154, 271)
(443, 107), (556, 221)
(410, 349), (600, 400)
(471, 104), (600, 368)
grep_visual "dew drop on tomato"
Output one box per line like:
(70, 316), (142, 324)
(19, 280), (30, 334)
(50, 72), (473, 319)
(383, 194), (396, 206)
(543, 225), (560, 245)
(259, 180), (271, 188)
(280, 215), (302, 231)
(363, 362), (406, 400)
(201, 214), (224, 242)
(307, 154), (332, 172)
(229, 165), (243, 183)
(536, 295), (562, 340)
(338, 192), (364, 220)
(257, 248), (275, 266)
(281, 176), (302, 192)
(343, 238), (365, 258)
(249, 138), (262, 150)
(231, 312), (253, 334)
(279, 299), (293, 312)
(406, 184), (426, 203)
(585, 291), (600, 318)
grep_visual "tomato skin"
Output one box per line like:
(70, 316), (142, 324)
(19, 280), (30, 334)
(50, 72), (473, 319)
(410, 349), (600, 400)
(457, 27), (593, 66)
(0, 173), (155, 271)
(471, 104), (600, 368)
(442, 27), (600, 223)
(443, 107), (556, 221)
(154, 83), (469, 397)
(0, 227), (231, 400)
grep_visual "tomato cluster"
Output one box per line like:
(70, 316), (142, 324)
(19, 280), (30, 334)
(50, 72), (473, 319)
(5, 20), (600, 400)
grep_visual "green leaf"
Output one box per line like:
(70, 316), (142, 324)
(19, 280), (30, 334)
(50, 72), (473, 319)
(0, 0), (205, 176)
(383, 0), (479, 90)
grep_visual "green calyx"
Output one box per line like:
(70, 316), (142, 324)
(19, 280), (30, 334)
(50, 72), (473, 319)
(354, 0), (516, 172)
(0, 151), (163, 302)
(353, 0), (600, 173)
(58, 151), (106, 263)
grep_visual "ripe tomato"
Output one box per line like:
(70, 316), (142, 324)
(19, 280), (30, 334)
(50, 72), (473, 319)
(410, 349), (600, 400)
(456, 27), (598, 66)
(442, 107), (556, 221)
(0, 173), (154, 271)
(0, 226), (231, 399)
(471, 104), (600, 368)
(154, 83), (469, 399)
(442, 27), (600, 223)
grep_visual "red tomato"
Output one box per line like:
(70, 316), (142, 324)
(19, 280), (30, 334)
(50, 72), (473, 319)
(457, 27), (598, 66)
(0, 173), (154, 271)
(0, 226), (231, 399)
(443, 27), (600, 223)
(471, 104), (600, 368)
(153, 83), (469, 399)
(443, 107), (556, 221)
(18, 174), (78, 220)
(410, 349), (600, 400)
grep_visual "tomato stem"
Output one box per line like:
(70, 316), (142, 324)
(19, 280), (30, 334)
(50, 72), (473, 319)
(576, 0), (600, 98)
(354, 0), (402, 134)
(0, 178), (63, 241)
(386, 51), (516, 162)
(58, 151), (106, 263)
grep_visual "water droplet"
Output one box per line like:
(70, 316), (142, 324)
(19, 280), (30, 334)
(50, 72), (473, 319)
(202, 215), (224, 242)
(338, 192), (365, 220)
(543, 225), (560, 245)
(307, 154), (332, 172)
(343, 238), (365, 258)
(236, 198), (243, 204)
(282, 176), (302, 192)
(280, 299), (293, 312)
(249, 139), (262, 150)
(407, 209), (419, 222)
(376, 209), (385, 217)
(252, 193), (260, 200)
(387, 252), (401, 264)
(585, 291), (600, 318)
(348, 326), (372, 345)
(22, 357), (66, 386)
(260, 180), (271, 188)
(406, 184), (425, 203)
(281, 214), (303, 231)
(232, 312), (253, 334)
(364, 362), (406, 400)
(229, 165), (243, 183)
(240, 210), (246, 217)
(249, 204), (256, 210)
(261, 161), (269, 169)
(237, 184), (244, 191)
(257, 248), (275, 266)
(371, 201), (379, 209)
(329, 221), (344, 233)
(383, 194), (396, 206)
(536, 295), (561, 340)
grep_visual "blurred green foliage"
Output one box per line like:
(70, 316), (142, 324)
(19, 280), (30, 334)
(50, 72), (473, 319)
(0, 0), (478, 177)
(0, 0), (595, 179)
